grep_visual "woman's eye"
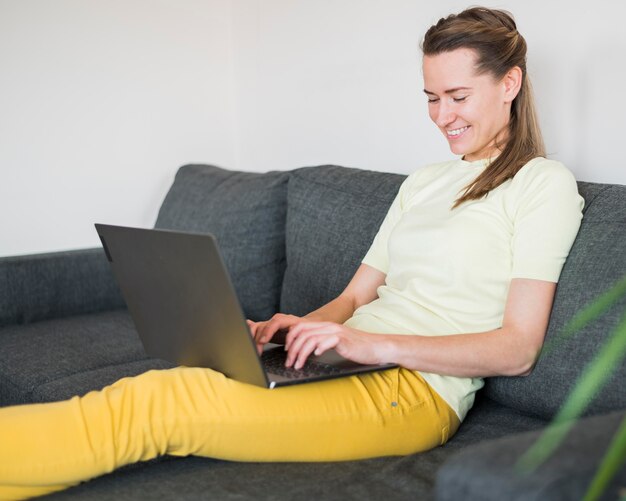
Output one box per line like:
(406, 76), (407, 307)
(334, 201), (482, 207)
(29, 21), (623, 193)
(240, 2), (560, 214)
(428, 98), (439, 104)
(453, 96), (467, 103)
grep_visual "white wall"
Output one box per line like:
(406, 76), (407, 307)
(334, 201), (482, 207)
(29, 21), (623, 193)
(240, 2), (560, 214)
(230, 0), (626, 182)
(0, 0), (237, 256)
(2, 0), (625, 257)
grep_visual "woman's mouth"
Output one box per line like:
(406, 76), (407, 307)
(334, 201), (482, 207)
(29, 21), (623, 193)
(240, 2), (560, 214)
(446, 126), (470, 139)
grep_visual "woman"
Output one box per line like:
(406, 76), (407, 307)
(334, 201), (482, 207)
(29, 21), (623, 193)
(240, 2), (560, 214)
(0, 7), (583, 500)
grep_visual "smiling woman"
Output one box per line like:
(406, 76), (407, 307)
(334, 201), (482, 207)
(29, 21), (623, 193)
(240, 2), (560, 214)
(423, 49), (522, 162)
(421, 7), (546, 208)
(0, 7), (584, 500)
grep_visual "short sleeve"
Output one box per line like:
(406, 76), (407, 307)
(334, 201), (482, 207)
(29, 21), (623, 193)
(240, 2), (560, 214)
(362, 174), (414, 274)
(510, 160), (584, 282)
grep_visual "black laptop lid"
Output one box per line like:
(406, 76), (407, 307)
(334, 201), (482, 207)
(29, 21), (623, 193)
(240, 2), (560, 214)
(95, 224), (269, 387)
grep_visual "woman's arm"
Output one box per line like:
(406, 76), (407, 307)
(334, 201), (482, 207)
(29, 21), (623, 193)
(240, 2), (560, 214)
(284, 278), (556, 378)
(248, 264), (386, 348)
(383, 278), (556, 377)
(305, 264), (386, 322)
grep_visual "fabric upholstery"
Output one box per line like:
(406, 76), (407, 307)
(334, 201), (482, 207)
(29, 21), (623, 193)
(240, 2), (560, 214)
(484, 183), (626, 419)
(0, 311), (170, 405)
(280, 165), (405, 316)
(1, 163), (623, 501)
(155, 164), (289, 321)
(30, 358), (174, 403)
(0, 248), (124, 328)
(436, 409), (626, 501)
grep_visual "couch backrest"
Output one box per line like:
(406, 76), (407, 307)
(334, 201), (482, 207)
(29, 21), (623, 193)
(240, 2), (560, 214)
(484, 182), (626, 419)
(279, 165), (404, 315)
(155, 164), (289, 321)
(157, 164), (625, 421)
(279, 166), (626, 419)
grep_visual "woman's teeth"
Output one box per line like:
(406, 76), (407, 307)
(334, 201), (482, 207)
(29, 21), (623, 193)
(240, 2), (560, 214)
(447, 126), (469, 137)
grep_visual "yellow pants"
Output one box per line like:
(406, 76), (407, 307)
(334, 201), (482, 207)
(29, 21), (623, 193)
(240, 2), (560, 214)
(0, 367), (459, 500)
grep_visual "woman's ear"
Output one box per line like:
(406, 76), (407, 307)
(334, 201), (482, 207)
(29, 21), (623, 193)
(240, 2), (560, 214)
(503, 66), (523, 102)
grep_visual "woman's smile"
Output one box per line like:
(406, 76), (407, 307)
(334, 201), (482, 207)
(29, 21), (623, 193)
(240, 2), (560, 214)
(423, 48), (513, 162)
(446, 125), (471, 139)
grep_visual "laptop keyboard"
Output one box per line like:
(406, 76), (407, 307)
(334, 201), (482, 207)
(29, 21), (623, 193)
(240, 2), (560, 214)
(261, 348), (343, 379)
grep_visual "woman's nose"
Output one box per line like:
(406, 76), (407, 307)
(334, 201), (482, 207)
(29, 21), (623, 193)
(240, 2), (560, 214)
(435, 102), (455, 128)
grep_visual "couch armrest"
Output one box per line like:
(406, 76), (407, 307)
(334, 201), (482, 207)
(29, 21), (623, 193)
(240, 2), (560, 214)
(0, 248), (125, 327)
(435, 410), (626, 501)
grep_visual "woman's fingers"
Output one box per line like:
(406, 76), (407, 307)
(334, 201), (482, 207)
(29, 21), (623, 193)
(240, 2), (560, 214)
(251, 315), (332, 360)
(314, 335), (341, 356)
(285, 323), (342, 367)
(285, 322), (327, 354)
(254, 314), (303, 346)
(256, 318), (373, 368)
(246, 319), (257, 335)
(246, 320), (265, 355)
(255, 316), (281, 343)
(285, 321), (328, 350)
(293, 335), (340, 369)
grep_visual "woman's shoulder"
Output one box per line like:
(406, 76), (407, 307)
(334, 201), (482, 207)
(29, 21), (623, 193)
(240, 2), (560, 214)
(513, 157), (577, 185)
(508, 157), (583, 209)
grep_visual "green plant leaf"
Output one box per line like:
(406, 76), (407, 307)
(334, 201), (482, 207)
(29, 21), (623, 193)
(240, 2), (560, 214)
(515, 419), (576, 474)
(516, 308), (626, 474)
(583, 414), (626, 501)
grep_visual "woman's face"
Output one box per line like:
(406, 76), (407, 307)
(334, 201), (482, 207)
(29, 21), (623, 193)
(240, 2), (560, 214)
(422, 48), (517, 162)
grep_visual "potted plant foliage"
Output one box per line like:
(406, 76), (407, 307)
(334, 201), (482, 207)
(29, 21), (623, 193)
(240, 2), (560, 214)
(517, 275), (626, 500)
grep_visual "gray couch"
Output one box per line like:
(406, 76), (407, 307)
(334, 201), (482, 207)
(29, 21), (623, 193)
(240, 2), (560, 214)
(1, 164), (625, 500)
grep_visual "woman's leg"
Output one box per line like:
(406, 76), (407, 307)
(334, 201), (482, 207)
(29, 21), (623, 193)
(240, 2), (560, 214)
(0, 367), (458, 500)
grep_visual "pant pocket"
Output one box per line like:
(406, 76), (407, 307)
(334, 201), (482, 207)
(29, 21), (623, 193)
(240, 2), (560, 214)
(384, 368), (401, 411)
(359, 368), (403, 414)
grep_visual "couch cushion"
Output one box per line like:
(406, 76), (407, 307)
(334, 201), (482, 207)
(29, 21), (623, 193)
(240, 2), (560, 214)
(0, 248), (125, 328)
(30, 358), (174, 403)
(484, 182), (626, 419)
(436, 409), (626, 501)
(0, 310), (172, 405)
(280, 166), (405, 315)
(155, 165), (289, 321)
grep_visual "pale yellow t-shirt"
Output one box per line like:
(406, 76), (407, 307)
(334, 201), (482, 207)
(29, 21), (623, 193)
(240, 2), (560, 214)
(344, 156), (584, 421)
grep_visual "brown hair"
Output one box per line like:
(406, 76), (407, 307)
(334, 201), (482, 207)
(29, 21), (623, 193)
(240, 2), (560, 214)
(421, 7), (545, 208)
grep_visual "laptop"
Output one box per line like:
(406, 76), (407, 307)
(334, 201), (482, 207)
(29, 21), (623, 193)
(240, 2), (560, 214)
(95, 224), (396, 389)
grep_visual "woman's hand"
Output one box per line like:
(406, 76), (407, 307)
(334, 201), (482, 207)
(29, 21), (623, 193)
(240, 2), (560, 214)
(284, 321), (388, 369)
(247, 264), (386, 358)
(247, 314), (305, 355)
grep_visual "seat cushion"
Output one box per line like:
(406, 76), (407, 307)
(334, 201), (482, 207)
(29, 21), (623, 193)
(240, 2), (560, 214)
(484, 182), (626, 419)
(436, 409), (626, 501)
(155, 165), (289, 321)
(280, 165), (404, 315)
(0, 310), (172, 405)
